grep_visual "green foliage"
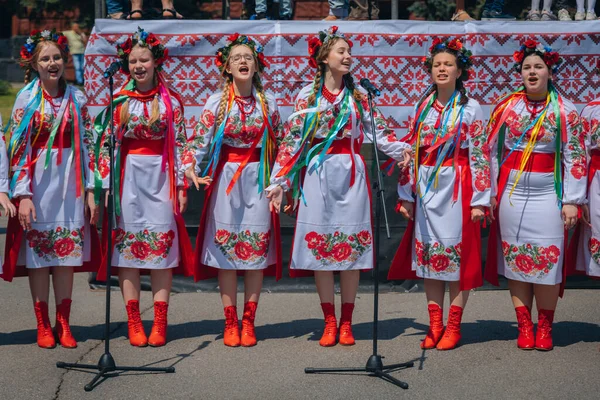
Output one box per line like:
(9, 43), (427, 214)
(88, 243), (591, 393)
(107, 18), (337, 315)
(0, 80), (10, 96)
(408, 0), (456, 21)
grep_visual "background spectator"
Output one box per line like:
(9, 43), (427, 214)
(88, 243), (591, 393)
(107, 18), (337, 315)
(63, 22), (87, 86)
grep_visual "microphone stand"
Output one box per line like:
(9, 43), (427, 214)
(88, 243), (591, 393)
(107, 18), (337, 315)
(304, 90), (414, 388)
(56, 73), (175, 391)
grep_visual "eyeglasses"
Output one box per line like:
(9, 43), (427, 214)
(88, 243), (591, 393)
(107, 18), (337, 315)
(230, 54), (255, 64)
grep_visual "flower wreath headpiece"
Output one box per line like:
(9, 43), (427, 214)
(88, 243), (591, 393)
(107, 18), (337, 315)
(307, 26), (353, 69)
(423, 37), (473, 81)
(116, 27), (169, 73)
(20, 29), (69, 68)
(215, 33), (268, 74)
(512, 39), (562, 73)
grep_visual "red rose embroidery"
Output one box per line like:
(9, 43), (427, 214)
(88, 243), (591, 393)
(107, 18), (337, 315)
(474, 171), (491, 191)
(544, 245), (560, 264)
(131, 241), (151, 260)
(570, 164), (586, 180)
(332, 243), (352, 262)
(200, 109), (215, 128)
(215, 229), (231, 245)
(234, 241), (253, 261)
(305, 232), (324, 250)
(590, 237), (600, 255)
(54, 238), (75, 258)
(515, 254), (535, 274)
(430, 254), (450, 272)
(356, 230), (372, 246)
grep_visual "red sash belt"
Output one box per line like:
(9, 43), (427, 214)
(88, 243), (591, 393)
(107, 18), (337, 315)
(121, 138), (164, 155)
(420, 148), (468, 167)
(221, 144), (261, 163)
(312, 137), (362, 186)
(501, 150), (555, 173)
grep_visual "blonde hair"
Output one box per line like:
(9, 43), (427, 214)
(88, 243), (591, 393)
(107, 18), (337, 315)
(215, 44), (269, 128)
(307, 38), (363, 107)
(119, 46), (161, 128)
(22, 41), (68, 87)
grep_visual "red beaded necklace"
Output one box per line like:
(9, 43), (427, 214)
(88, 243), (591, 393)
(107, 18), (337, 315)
(321, 82), (344, 104)
(524, 97), (546, 119)
(42, 89), (64, 113)
(234, 95), (256, 116)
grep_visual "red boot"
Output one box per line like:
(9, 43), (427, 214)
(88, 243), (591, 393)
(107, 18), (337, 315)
(55, 299), (77, 348)
(125, 300), (148, 347)
(34, 301), (56, 349)
(148, 301), (169, 347)
(421, 304), (444, 349)
(319, 303), (337, 347)
(515, 306), (535, 350)
(241, 301), (258, 347)
(535, 309), (555, 351)
(436, 305), (463, 350)
(223, 306), (241, 347)
(339, 303), (355, 346)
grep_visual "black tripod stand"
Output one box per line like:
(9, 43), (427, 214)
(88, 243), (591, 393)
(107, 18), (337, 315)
(56, 72), (175, 391)
(304, 88), (414, 389)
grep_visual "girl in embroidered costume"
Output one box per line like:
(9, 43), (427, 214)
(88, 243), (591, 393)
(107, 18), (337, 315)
(387, 38), (490, 351)
(1, 29), (100, 349)
(484, 40), (586, 351)
(267, 26), (411, 347)
(0, 114), (18, 276)
(93, 28), (195, 347)
(566, 59), (600, 279)
(185, 33), (282, 348)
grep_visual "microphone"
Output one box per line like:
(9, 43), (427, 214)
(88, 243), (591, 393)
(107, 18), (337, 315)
(360, 78), (381, 97)
(103, 61), (122, 78)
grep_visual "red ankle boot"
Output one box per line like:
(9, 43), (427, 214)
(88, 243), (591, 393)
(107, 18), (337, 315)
(436, 305), (463, 350)
(148, 301), (169, 347)
(55, 299), (77, 348)
(422, 304), (444, 349)
(34, 301), (56, 349)
(241, 301), (258, 347)
(535, 309), (555, 351)
(125, 300), (148, 347)
(515, 306), (535, 350)
(339, 303), (355, 346)
(319, 303), (337, 347)
(223, 306), (241, 347)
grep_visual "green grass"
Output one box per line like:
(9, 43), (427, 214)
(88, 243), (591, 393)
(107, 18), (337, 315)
(0, 87), (19, 126)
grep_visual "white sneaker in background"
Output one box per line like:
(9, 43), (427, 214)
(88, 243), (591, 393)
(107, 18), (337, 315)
(574, 11), (586, 20)
(586, 11), (597, 20)
(558, 9), (571, 20)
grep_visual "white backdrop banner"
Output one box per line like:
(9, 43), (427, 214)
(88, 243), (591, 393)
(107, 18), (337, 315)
(85, 20), (600, 136)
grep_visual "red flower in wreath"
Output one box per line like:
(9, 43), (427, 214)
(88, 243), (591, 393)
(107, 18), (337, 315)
(131, 241), (151, 260)
(356, 230), (372, 246)
(447, 39), (463, 51)
(429, 37), (443, 53)
(332, 243), (352, 262)
(228, 33), (240, 43)
(215, 229), (231, 245)
(513, 50), (524, 64)
(146, 34), (160, 48)
(515, 254), (535, 274)
(54, 238), (75, 258)
(524, 39), (538, 49)
(234, 241), (253, 261)
(120, 38), (133, 55)
(430, 254), (450, 272)
(544, 51), (559, 66)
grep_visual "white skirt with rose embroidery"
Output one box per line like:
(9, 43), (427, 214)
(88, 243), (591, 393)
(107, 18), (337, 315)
(291, 153), (374, 271)
(200, 160), (276, 270)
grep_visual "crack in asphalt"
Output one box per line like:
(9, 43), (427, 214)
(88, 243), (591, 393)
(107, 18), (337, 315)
(53, 300), (158, 399)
